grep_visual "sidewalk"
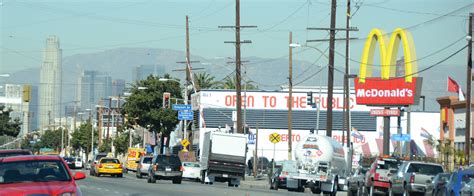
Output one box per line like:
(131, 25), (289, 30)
(240, 174), (269, 189)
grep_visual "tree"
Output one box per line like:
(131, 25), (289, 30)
(0, 105), (21, 137)
(122, 74), (182, 153)
(37, 129), (66, 152)
(217, 76), (258, 90)
(113, 130), (141, 155)
(70, 121), (97, 161)
(99, 138), (112, 153)
(194, 72), (218, 90)
(21, 132), (41, 153)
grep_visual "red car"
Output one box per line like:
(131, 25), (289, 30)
(0, 155), (86, 196)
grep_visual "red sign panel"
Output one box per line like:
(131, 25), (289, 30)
(354, 77), (418, 105)
(369, 109), (400, 116)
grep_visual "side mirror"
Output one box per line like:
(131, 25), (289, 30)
(73, 172), (86, 180)
(136, 161), (140, 163)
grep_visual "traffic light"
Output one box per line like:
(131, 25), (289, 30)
(163, 92), (171, 108)
(307, 92), (313, 106)
(22, 85), (31, 103)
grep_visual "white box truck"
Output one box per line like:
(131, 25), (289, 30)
(200, 131), (247, 187)
(286, 133), (350, 195)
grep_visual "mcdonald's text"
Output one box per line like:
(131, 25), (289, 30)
(354, 77), (418, 105)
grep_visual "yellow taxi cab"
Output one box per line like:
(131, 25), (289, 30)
(95, 157), (123, 177)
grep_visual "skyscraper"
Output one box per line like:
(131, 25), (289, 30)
(78, 70), (112, 111)
(39, 36), (62, 131)
(133, 64), (165, 82)
(112, 79), (126, 97)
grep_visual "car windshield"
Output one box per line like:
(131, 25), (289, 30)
(143, 157), (152, 164)
(183, 162), (200, 167)
(376, 160), (399, 170)
(0, 160), (71, 184)
(0, 151), (32, 158)
(462, 174), (474, 183)
(406, 164), (443, 175)
(95, 154), (107, 161)
(76, 158), (82, 162)
(101, 159), (119, 164)
(156, 155), (181, 166)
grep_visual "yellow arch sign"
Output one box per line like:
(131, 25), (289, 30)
(358, 28), (418, 83)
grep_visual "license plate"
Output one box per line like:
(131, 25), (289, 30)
(106, 166), (114, 168)
(223, 174), (228, 178)
(166, 168), (171, 171)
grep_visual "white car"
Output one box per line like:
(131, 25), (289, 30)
(182, 162), (201, 181)
(75, 157), (83, 169)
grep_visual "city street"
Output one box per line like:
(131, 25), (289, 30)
(75, 169), (348, 196)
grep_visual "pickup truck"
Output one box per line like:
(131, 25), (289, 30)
(364, 157), (401, 195)
(390, 161), (445, 195)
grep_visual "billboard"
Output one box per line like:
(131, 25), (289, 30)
(354, 28), (421, 106)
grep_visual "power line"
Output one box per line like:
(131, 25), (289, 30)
(365, 4), (466, 17)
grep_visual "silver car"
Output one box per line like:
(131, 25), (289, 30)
(390, 161), (445, 196)
(347, 166), (369, 196)
(136, 155), (153, 178)
(461, 179), (474, 196)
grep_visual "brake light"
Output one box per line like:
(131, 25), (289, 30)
(278, 176), (286, 180)
(153, 165), (158, 171)
(409, 175), (415, 183)
(99, 164), (103, 168)
(180, 166), (184, 171)
(119, 164), (123, 168)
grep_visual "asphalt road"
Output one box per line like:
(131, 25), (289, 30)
(75, 169), (348, 196)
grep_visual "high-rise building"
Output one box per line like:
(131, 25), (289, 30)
(78, 70), (112, 111)
(112, 79), (126, 96)
(39, 36), (62, 131)
(0, 84), (35, 136)
(133, 64), (165, 82)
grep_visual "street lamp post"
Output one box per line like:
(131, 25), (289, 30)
(85, 109), (93, 161)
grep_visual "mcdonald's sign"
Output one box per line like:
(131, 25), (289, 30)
(354, 28), (422, 106)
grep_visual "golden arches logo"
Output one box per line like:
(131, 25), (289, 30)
(359, 28), (418, 83)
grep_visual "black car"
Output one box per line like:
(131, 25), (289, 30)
(0, 149), (32, 158)
(147, 154), (183, 184)
(63, 157), (76, 169)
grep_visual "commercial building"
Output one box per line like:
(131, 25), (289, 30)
(190, 89), (438, 162)
(39, 35), (62, 131)
(133, 64), (165, 82)
(0, 84), (35, 136)
(78, 70), (112, 111)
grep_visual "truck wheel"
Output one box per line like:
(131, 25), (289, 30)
(172, 177), (182, 184)
(200, 171), (205, 184)
(148, 174), (156, 183)
(311, 187), (321, 194)
(136, 171), (142, 179)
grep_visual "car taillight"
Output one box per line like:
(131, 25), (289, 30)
(282, 171), (288, 176)
(278, 176), (286, 180)
(409, 175), (415, 183)
(119, 164), (123, 168)
(180, 166), (184, 171)
(138, 164), (142, 169)
(153, 165), (158, 171)
(99, 164), (103, 168)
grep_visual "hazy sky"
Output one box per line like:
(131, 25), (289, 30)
(1, 0), (473, 76)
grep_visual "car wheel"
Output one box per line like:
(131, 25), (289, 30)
(96, 173), (101, 177)
(118, 174), (123, 178)
(273, 181), (279, 191)
(172, 177), (182, 184)
(136, 172), (142, 179)
(147, 174), (156, 183)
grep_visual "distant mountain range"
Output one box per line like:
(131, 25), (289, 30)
(5, 47), (467, 112)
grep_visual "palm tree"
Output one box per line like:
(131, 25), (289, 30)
(193, 73), (218, 90)
(218, 76), (258, 90)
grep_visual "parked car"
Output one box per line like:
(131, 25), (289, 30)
(428, 173), (451, 196)
(269, 160), (297, 191)
(391, 161), (445, 196)
(446, 169), (474, 196)
(136, 155), (153, 178)
(147, 154), (183, 184)
(460, 179), (474, 196)
(348, 166), (369, 196)
(63, 157), (76, 169)
(182, 162), (201, 181)
(89, 153), (108, 176)
(74, 157), (83, 169)
(364, 157), (402, 195)
(0, 155), (86, 195)
(250, 157), (270, 175)
(94, 158), (123, 177)
(0, 149), (32, 158)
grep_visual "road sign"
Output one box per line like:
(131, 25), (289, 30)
(178, 111), (193, 120)
(181, 139), (190, 147)
(391, 134), (411, 141)
(172, 104), (192, 110)
(370, 109), (400, 116)
(269, 133), (281, 144)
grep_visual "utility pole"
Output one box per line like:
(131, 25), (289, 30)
(98, 100), (103, 147)
(326, 0), (337, 137)
(288, 31), (293, 161)
(465, 13), (473, 164)
(307, 0), (357, 137)
(88, 109), (93, 161)
(219, 0), (256, 134)
(107, 97), (112, 140)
